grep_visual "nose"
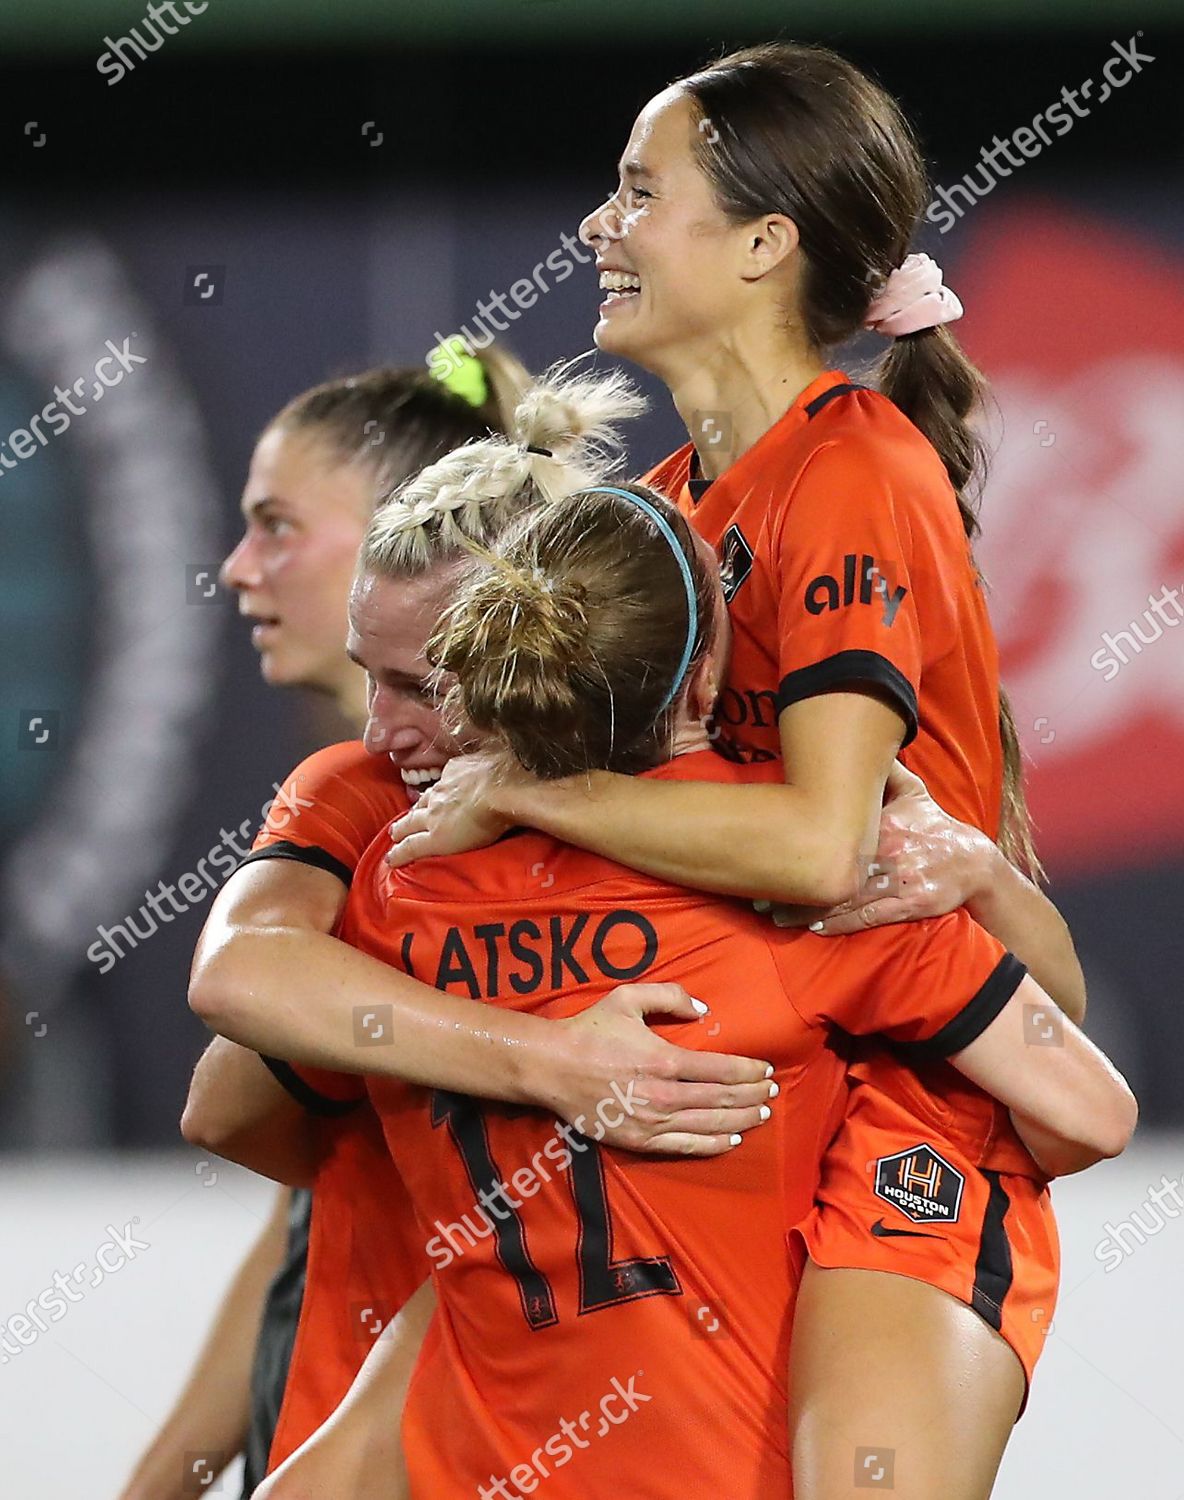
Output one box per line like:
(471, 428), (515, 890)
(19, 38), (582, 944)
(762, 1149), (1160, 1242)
(364, 687), (431, 758)
(220, 533), (261, 593)
(579, 193), (622, 252)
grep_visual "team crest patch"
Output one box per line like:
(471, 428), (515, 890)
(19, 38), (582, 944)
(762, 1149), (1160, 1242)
(718, 524), (754, 603)
(874, 1144), (964, 1225)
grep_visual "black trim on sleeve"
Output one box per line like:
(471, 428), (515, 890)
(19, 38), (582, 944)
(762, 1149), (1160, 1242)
(259, 1054), (362, 1117)
(803, 381), (867, 419)
(894, 953), (1028, 1064)
(776, 649), (919, 746)
(237, 840), (354, 890)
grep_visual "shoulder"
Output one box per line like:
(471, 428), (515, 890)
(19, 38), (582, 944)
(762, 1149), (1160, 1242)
(797, 401), (949, 498)
(772, 402), (961, 548)
(280, 741), (408, 815)
(642, 443), (694, 497)
(252, 741), (408, 871)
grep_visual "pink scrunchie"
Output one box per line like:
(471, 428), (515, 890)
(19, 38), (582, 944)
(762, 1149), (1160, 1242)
(863, 253), (964, 337)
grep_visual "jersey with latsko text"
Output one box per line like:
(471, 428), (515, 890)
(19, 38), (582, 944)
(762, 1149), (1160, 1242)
(336, 749), (1024, 1499)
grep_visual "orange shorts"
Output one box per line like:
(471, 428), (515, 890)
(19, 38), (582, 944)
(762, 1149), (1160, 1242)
(792, 1089), (1059, 1401)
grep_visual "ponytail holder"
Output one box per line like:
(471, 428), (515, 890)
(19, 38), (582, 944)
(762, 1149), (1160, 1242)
(427, 335), (488, 408)
(572, 486), (698, 715)
(863, 253), (963, 338)
(525, 444), (553, 458)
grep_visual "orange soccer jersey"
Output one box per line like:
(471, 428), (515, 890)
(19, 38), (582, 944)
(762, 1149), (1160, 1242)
(338, 749), (1024, 1499)
(645, 371), (1043, 1185)
(239, 741), (430, 1472)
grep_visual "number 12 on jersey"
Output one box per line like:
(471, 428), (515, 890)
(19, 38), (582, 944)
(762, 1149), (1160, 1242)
(430, 1090), (681, 1330)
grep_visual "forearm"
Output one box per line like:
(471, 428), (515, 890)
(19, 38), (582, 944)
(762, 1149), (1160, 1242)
(966, 852), (1086, 1024)
(182, 1037), (325, 1187)
(497, 773), (865, 907)
(191, 925), (574, 1108)
(118, 1190), (290, 1500)
(1007, 1110), (1105, 1178)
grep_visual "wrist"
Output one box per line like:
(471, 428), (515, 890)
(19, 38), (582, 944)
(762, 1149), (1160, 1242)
(486, 766), (540, 826)
(489, 769), (584, 832)
(500, 1012), (575, 1114)
(963, 829), (1009, 917)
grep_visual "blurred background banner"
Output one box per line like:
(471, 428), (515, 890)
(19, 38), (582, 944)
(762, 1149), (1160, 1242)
(0, 5), (1181, 1496)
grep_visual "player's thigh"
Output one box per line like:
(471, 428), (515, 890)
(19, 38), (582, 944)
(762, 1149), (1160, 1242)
(788, 1263), (1024, 1500)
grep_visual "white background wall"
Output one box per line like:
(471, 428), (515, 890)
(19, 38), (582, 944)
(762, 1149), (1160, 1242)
(2, 1140), (1182, 1498)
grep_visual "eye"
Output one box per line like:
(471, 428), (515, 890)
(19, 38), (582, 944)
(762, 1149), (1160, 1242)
(260, 514), (293, 537)
(630, 187), (653, 201)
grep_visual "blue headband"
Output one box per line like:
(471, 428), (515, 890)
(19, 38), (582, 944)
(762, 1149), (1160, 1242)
(571, 486), (699, 714)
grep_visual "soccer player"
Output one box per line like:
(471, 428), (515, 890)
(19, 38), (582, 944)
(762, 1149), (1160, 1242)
(385, 43), (1097, 1494)
(182, 363), (779, 1494)
(120, 343), (532, 1500)
(257, 471), (1133, 1499)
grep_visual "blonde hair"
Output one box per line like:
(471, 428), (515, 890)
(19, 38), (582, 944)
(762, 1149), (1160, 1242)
(359, 360), (645, 579)
(427, 485), (716, 779)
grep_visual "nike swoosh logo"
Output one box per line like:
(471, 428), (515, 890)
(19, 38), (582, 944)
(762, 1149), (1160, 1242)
(870, 1218), (942, 1240)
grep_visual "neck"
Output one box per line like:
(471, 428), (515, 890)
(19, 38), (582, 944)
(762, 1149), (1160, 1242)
(659, 326), (826, 481)
(668, 715), (712, 759)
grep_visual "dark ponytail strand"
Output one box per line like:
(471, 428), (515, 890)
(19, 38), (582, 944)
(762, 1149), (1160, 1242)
(877, 324), (990, 542)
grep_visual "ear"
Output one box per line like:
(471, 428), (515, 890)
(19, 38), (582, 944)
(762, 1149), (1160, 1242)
(686, 646), (721, 724)
(738, 214), (800, 283)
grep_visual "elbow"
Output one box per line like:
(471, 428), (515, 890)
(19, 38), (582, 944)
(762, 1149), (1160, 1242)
(1094, 1081), (1139, 1161)
(188, 961), (244, 1037)
(180, 1093), (228, 1154)
(808, 850), (863, 910)
(768, 833), (863, 909)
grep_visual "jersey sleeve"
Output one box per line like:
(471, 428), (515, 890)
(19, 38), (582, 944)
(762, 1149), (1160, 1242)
(260, 1054), (365, 1112)
(236, 743), (407, 1111)
(779, 909), (1027, 1057)
(240, 740), (409, 883)
(772, 437), (924, 744)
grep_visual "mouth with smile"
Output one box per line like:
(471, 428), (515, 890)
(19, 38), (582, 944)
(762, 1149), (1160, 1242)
(598, 268), (642, 311)
(396, 763), (444, 802)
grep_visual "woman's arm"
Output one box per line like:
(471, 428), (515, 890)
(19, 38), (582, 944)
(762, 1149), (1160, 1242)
(389, 690), (905, 907)
(948, 974), (1136, 1176)
(181, 1037), (327, 1187)
(796, 763), (1087, 1023)
(117, 1191), (291, 1500)
(252, 1279), (435, 1500)
(190, 861), (776, 1157)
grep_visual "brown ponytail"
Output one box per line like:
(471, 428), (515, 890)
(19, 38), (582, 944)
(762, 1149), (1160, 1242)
(677, 41), (1037, 874)
(428, 486), (716, 780)
(877, 325), (989, 541)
